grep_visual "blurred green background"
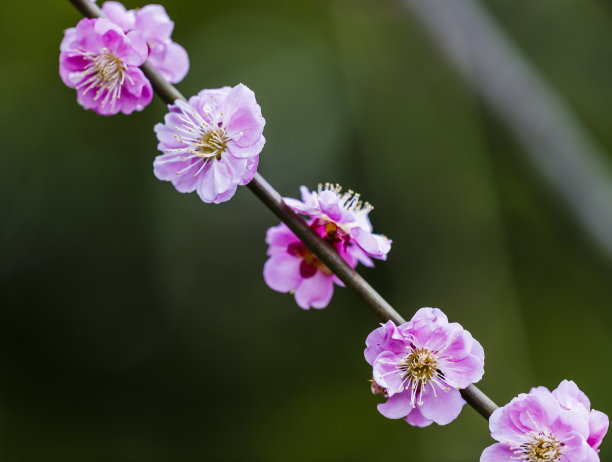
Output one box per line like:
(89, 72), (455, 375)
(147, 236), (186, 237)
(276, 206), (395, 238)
(1, 0), (612, 460)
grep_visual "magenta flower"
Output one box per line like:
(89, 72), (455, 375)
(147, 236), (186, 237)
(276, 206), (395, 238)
(284, 183), (391, 266)
(481, 381), (608, 461)
(59, 17), (152, 115)
(71, 1), (188, 84)
(153, 84), (265, 204)
(263, 222), (349, 309)
(263, 184), (391, 309)
(365, 308), (484, 427)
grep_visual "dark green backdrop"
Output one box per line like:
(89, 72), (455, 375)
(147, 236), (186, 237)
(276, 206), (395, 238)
(1, 0), (611, 460)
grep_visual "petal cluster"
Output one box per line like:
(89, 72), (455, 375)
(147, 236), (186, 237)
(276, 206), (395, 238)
(153, 84), (265, 203)
(263, 222), (346, 309)
(60, 2), (189, 115)
(59, 17), (152, 115)
(285, 183), (391, 264)
(365, 308), (484, 427)
(263, 184), (391, 309)
(482, 380), (608, 461)
(98, 2), (189, 83)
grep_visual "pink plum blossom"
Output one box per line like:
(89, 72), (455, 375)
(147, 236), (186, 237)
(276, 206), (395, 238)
(263, 184), (391, 309)
(365, 308), (484, 427)
(59, 17), (152, 115)
(153, 84), (265, 204)
(481, 380), (607, 461)
(94, 2), (189, 83)
(67, 2), (188, 84)
(263, 222), (350, 309)
(284, 183), (391, 265)
(134, 4), (189, 83)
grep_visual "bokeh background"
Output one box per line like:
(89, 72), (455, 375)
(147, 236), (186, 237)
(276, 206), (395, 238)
(1, 0), (612, 460)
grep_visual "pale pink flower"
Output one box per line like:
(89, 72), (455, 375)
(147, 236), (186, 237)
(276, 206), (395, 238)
(153, 84), (265, 204)
(59, 17), (152, 115)
(366, 308), (484, 427)
(481, 381), (607, 461)
(134, 4), (189, 83)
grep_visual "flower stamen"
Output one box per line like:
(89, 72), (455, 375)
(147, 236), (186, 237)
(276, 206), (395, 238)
(510, 431), (565, 461)
(75, 48), (127, 109)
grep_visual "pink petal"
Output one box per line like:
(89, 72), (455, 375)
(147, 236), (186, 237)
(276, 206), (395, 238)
(561, 432), (600, 462)
(418, 387), (465, 425)
(377, 390), (413, 419)
(404, 407), (433, 427)
(293, 271), (334, 309)
(263, 253), (302, 293)
(227, 134), (266, 159)
(372, 351), (404, 395)
(351, 227), (391, 259)
(317, 190), (343, 221)
(153, 154), (201, 193)
(154, 122), (183, 150)
(557, 406), (590, 440)
(364, 321), (406, 365)
(135, 4), (174, 42)
(411, 307), (448, 329)
(442, 353), (484, 389)
(221, 84), (265, 148)
(196, 160), (232, 203)
(238, 155), (259, 185)
(101, 1), (135, 32)
(147, 40), (189, 84)
(480, 443), (514, 462)
(221, 154), (248, 184)
(265, 224), (298, 248)
(588, 410), (609, 450)
(553, 380), (591, 411)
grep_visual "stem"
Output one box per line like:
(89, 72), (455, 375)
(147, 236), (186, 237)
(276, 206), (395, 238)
(67, 0), (498, 420)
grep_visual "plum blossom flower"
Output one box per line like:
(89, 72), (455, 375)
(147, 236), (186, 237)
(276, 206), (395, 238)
(65, 2), (188, 85)
(284, 183), (391, 266)
(263, 222), (348, 309)
(365, 308), (484, 427)
(481, 380), (608, 462)
(153, 84), (265, 204)
(59, 17), (152, 115)
(263, 184), (391, 309)
(134, 4), (189, 83)
(94, 2), (189, 83)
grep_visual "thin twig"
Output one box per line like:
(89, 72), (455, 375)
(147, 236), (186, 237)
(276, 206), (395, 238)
(66, 0), (498, 420)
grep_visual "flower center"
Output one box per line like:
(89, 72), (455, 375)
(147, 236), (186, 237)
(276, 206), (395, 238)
(514, 432), (563, 461)
(77, 48), (128, 108)
(195, 127), (229, 160)
(287, 242), (332, 277)
(400, 348), (438, 384)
